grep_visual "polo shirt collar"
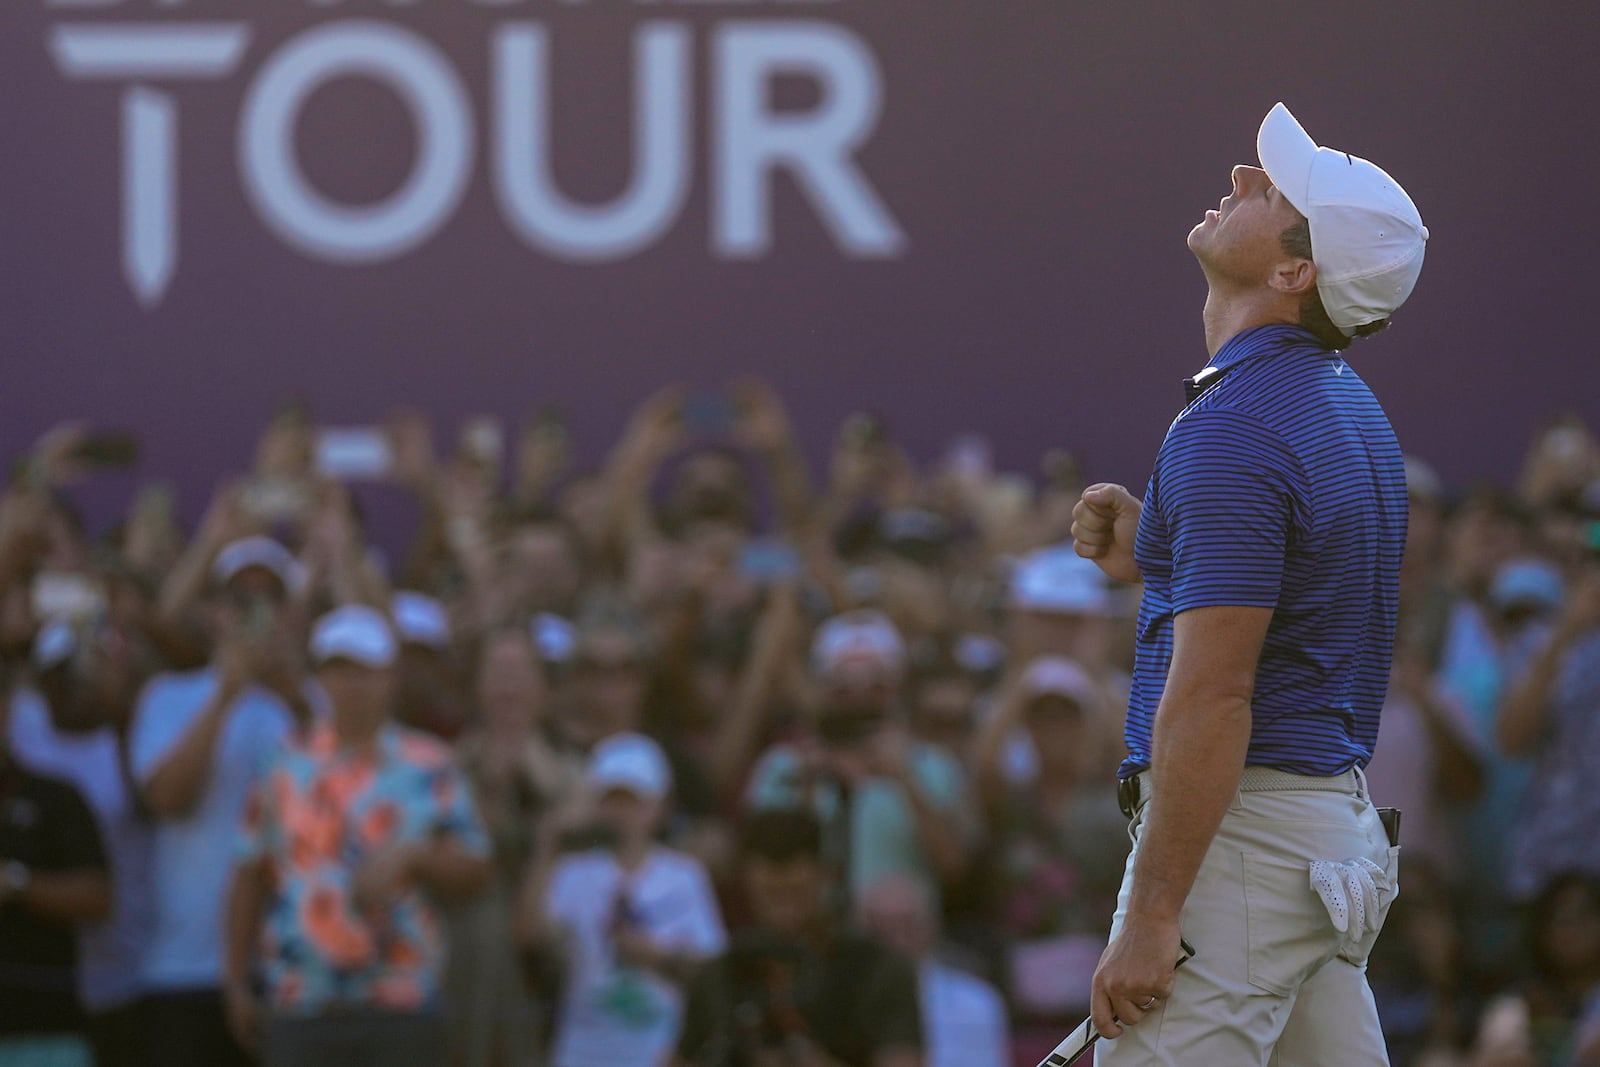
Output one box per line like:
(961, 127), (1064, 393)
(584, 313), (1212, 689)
(1184, 324), (1330, 404)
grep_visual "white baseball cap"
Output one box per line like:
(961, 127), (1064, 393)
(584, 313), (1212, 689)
(811, 610), (907, 683)
(1257, 103), (1428, 336)
(1018, 656), (1101, 709)
(392, 591), (450, 649)
(588, 732), (672, 800)
(310, 605), (397, 668)
(1010, 546), (1111, 617)
(213, 536), (304, 592)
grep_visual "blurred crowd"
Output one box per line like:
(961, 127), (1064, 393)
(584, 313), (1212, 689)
(0, 387), (1597, 1067)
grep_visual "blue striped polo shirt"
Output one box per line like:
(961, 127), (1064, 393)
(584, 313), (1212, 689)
(1121, 324), (1406, 778)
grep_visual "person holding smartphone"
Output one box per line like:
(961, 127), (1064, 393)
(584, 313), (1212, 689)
(129, 538), (317, 1067)
(518, 732), (725, 1067)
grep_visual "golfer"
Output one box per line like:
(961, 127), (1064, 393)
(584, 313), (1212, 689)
(1071, 103), (1427, 1065)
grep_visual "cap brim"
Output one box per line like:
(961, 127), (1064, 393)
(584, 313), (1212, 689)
(1257, 102), (1317, 217)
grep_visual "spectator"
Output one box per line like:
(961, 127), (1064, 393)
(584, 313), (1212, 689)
(130, 536), (317, 1067)
(745, 610), (974, 906)
(11, 622), (155, 1067)
(224, 605), (492, 1066)
(449, 626), (579, 1067)
(0, 664), (113, 1066)
(673, 809), (923, 1067)
(1367, 859), (1475, 1067)
(1467, 873), (1600, 1067)
(970, 656), (1126, 1064)
(861, 875), (1010, 1067)
(519, 732), (726, 1067)
(391, 590), (468, 739)
(1497, 556), (1600, 901)
(1006, 547), (1119, 680)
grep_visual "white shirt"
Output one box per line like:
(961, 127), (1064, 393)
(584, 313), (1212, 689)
(545, 847), (726, 1067)
(129, 668), (300, 991)
(920, 959), (1010, 1067)
(8, 689), (155, 1012)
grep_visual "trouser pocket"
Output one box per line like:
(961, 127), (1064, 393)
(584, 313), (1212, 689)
(1330, 845), (1401, 968)
(1241, 850), (1343, 996)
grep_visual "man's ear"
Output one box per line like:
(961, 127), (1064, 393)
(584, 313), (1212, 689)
(1270, 256), (1317, 297)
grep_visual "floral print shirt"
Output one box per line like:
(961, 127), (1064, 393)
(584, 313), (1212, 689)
(238, 724), (488, 1015)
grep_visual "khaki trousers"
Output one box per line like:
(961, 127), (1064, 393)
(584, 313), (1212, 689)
(1096, 769), (1399, 1067)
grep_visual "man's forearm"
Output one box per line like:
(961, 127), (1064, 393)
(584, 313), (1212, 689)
(224, 859), (269, 994)
(1128, 694), (1252, 922)
(14, 869), (112, 923)
(412, 837), (491, 902)
(142, 687), (237, 817)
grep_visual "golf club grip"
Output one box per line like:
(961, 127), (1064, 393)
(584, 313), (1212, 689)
(1034, 939), (1196, 1067)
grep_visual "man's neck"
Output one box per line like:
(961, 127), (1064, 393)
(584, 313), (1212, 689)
(1201, 285), (1300, 358)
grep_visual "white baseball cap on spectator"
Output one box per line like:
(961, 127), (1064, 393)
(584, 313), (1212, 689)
(310, 605), (397, 668)
(1010, 546), (1111, 617)
(1257, 102), (1428, 336)
(213, 536), (303, 592)
(32, 620), (79, 673)
(1490, 558), (1565, 617)
(392, 591), (450, 649)
(587, 732), (672, 801)
(1019, 656), (1101, 709)
(811, 609), (907, 684)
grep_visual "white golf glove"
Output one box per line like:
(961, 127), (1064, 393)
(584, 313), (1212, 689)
(1308, 857), (1394, 954)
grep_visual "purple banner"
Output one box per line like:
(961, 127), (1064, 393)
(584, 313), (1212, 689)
(4, 1), (1592, 525)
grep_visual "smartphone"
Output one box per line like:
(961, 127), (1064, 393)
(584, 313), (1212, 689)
(32, 572), (107, 623)
(685, 393), (734, 435)
(739, 539), (801, 584)
(315, 427), (394, 481)
(133, 482), (176, 519)
(241, 478), (312, 523)
(529, 405), (567, 442)
(74, 431), (140, 469)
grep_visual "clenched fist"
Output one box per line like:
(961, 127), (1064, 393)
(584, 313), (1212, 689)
(1072, 483), (1143, 584)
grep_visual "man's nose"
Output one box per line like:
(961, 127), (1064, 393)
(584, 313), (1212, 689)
(1232, 164), (1265, 192)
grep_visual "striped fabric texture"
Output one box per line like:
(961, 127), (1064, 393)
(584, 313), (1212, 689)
(1121, 324), (1407, 778)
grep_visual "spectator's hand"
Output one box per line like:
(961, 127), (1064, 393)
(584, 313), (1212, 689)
(387, 409), (437, 490)
(223, 981), (259, 1054)
(352, 842), (421, 913)
(0, 483), (52, 577)
(254, 637), (307, 720)
(196, 481), (255, 553)
(31, 422), (92, 486)
(1556, 568), (1600, 639)
(731, 379), (793, 455)
(254, 406), (313, 481)
(619, 387), (687, 461)
(514, 413), (569, 498)
(1072, 483), (1143, 584)
(613, 926), (666, 971)
(216, 634), (259, 699)
(865, 722), (914, 782)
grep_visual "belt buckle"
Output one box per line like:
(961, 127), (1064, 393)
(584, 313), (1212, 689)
(1117, 775), (1140, 819)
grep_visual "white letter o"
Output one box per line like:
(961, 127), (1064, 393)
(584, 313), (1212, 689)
(240, 20), (473, 262)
